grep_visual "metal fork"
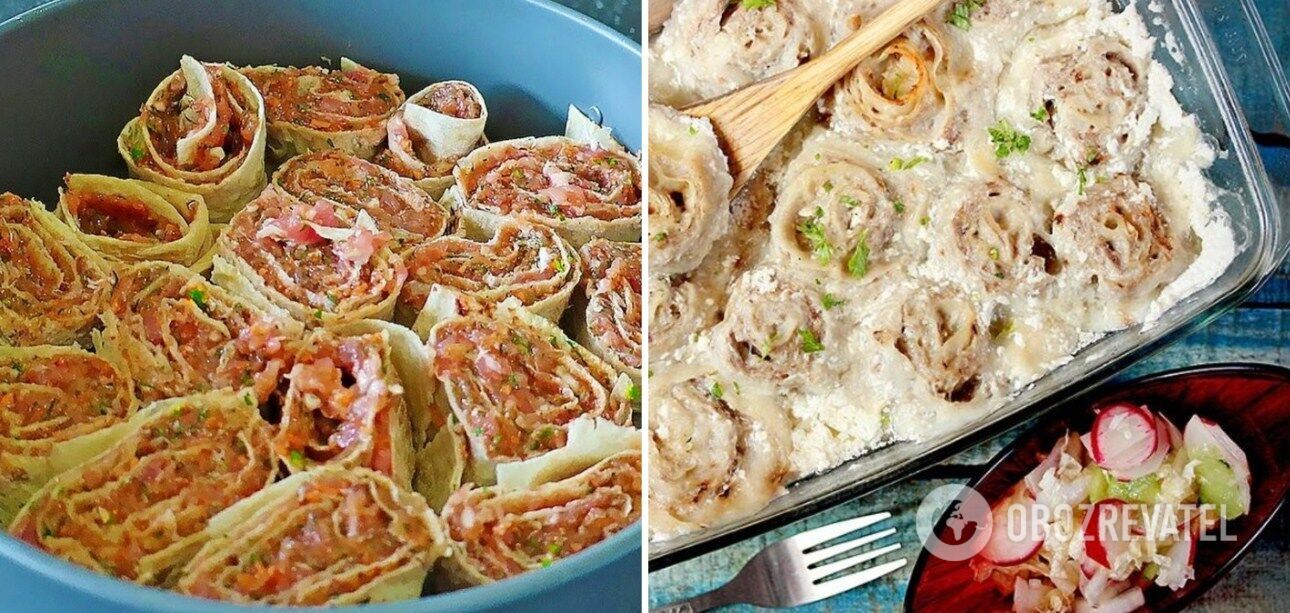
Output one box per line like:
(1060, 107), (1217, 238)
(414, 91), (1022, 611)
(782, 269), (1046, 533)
(650, 512), (907, 612)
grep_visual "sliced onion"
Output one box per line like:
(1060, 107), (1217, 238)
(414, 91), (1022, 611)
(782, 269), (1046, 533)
(1184, 415), (1251, 484)
(1159, 413), (1184, 449)
(1025, 434), (1066, 495)
(1079, 567), (1112, 603)
(1080, 586), (1144, 613)
(1091, 403), (1158, 471)
(1157, 528), (1196, 591)
(1013, 577), (1046, 613)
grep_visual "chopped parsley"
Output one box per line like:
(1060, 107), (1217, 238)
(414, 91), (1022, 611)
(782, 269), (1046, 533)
(289, 450), (306, 469)
(313, 309), (324, 320)
(709, 381), (724, 400)
(1030, 105), (1050, 122)
(988, 247), (1000, 260)
(988, 121), (1031, 158)
(187, 288), (208, 312)
(242, 392), (254, 406)
(946, 0), (984, 30)
(653, 232), (668, 243)
(688, 125), (699, 136)
(893, 200), (906, 214)
(919, 215), (931, 226)
(846, 230), (870, 278)
(741, 0), (776, 8)
(839, 194), (861, 208)
(760, 331), (779, 357)
(822, 293), (845, 310)
(889, 156), (928, 171)
(626, 382), (641, 404)
(1077, 166), (1089, 195)
(545, 201), (567, 221)
(798, 328), (824, 353)
(796, 207), (833, 264)
(129, 144), (145, 162)
(553, 258), (567, 273)
(822, 180), (834, 192)
(511, 333), (534, 355)
(535, 426), (556, 443)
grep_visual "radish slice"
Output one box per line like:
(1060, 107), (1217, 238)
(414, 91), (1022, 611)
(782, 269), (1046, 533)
(1082, 499), (1132, 569)
(1108, 411), (1171, 480)
(1091, 403), (1158, 471)
(1013, 577), (1045, 613)
(1156, 528), (1196, 590)
(981, 498), (1044, 565)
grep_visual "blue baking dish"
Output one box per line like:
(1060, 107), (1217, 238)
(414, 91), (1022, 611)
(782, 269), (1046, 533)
(0, 0), (642, 610)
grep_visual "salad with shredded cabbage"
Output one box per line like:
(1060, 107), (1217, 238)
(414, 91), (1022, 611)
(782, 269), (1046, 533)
(971, 403), (1251, 612)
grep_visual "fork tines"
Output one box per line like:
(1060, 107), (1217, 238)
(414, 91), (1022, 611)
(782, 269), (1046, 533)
(791, 511), (907, 599)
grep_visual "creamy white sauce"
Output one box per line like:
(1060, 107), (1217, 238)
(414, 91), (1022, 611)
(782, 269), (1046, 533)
(649, 0), (1234, 522)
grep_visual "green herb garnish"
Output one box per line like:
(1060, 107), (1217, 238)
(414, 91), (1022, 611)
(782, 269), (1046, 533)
(946, 0), (984, 30)
(709, 381), (724, 400)
(187, 288), (208, 312)
(798, 328), (824, 353)
(796, 207), (833, 264)
(988, 121), (1031, 158)
(889, 156), (928, 171)
(846, 230), (870, 278)
(822, 293), (845, 310)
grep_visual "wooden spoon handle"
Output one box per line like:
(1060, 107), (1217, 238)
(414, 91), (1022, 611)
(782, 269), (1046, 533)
(686, 0), (944, 194)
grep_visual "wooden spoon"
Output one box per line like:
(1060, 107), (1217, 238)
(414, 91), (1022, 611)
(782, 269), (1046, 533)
(684, 0), (944, 195)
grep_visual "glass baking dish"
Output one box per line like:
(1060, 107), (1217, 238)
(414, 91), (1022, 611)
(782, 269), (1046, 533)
(649, 0), (1290, 569)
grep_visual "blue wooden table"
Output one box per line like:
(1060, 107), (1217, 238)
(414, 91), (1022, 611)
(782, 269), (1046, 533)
(649, 2), (1290, 611)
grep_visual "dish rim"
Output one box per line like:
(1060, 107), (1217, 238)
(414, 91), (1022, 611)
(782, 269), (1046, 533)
(0, 0), (644, 610)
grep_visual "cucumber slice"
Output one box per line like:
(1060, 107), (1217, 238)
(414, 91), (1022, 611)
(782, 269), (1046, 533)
(1107, 473), (1161, 504)
(1193, 451), (1249, 519)
(1087, 465), (1109, 503)
(1087, 466), (1160, 504)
